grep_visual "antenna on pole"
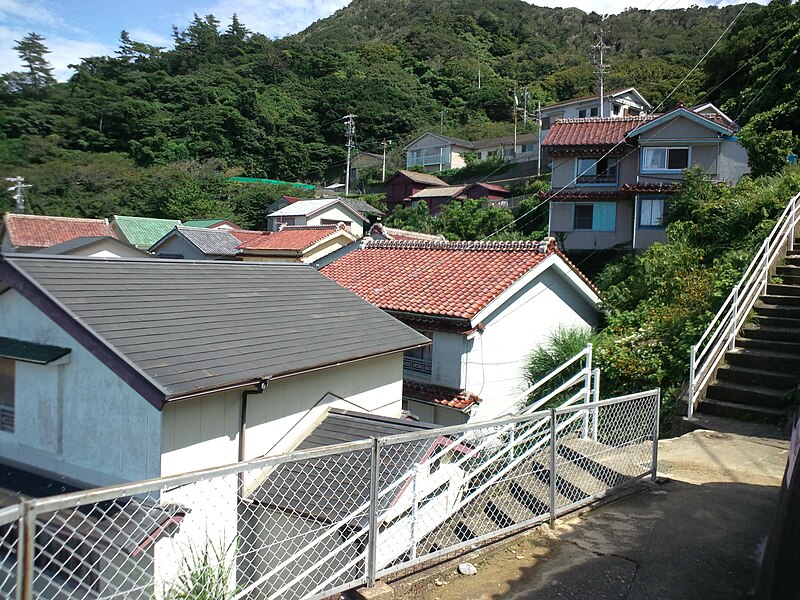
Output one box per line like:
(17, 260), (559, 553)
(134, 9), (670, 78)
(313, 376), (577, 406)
(343, 114), (356, 196)
(5, 176), (32, 214)
(592, 26), (611, 118)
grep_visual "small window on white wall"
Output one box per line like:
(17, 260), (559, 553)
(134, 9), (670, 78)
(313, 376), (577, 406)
(0, 358), (14, 433)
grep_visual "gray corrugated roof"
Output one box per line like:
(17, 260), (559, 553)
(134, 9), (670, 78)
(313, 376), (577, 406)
(165, 226), (242, 256)
(2, 256), (430, 402)
(341, 198), (384, 216)
(252, 409), (435, 522)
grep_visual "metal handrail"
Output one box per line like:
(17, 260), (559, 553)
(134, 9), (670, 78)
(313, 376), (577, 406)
(688, 191), (800, 417)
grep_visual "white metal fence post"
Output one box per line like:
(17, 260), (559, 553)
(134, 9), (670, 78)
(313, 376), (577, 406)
(582, 344), (593, 438)
(592, 368), (601, 441)
(549, 408), (557, 528)
(410, 464), (419, 561)
(366, 437), (381, 588)
(16, 501), (34, 600)
(730, 285), (739, 351)
(652, 389), (661, 482)
(688, 346), (696, 419)
(791, 195), (797, 252)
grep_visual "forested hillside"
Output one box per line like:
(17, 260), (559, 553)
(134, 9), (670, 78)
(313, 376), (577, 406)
(0, 0), (797, 223)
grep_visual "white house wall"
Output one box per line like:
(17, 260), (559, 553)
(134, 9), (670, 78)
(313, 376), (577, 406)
(0, 288), (162, 487)
(718, 140), (750, 183)
(161, 353), (405, 474)
(467, 268), (599, 421)
(307, 206), (365, 237)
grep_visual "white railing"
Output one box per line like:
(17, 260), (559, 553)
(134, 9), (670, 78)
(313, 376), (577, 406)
(687, 191), (800, 417)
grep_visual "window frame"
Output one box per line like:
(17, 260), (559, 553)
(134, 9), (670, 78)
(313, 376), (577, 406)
(573, 204), (595, 230)
(404, 331), (433, 376)
(575, 155), (620, 186)
(640, 146), (691, 173)
(638, 196), (669, 229)
(0, 358), (15, 434)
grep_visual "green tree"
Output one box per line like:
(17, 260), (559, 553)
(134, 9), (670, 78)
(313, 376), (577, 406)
(12, 33), (55, 94)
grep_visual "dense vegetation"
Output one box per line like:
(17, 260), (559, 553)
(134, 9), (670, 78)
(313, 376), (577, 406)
(3, 0), (794, 222)
(525, 166), (800, 428)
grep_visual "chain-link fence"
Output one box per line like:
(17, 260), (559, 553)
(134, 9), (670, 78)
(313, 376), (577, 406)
(3, 389), (658, 600)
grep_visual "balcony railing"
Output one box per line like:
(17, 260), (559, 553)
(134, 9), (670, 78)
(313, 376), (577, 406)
(0, 405), (13, 433)
(576, 174), (618, 185)
(403, 356), (432, 375)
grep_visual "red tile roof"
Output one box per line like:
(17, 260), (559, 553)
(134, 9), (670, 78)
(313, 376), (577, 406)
(540, 182), (679, 201)
(321, 239), (561, 320)
(403, 380), (482, 411)
(237, 226), (347, 252)
(2, 213), (116, 249)
(467, 182), (508, 194)
(230, 230), (270, 246)
(542, 116), (655, 147)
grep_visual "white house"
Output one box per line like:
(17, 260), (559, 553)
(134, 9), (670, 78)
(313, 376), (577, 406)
(321, 238), (601, 425)
(0, 253), (429, 596)
(539, 87), (652, 131)
(403, 132), (540, 173)
(266, 198), (370, 236)
(37, 236), (150, 258)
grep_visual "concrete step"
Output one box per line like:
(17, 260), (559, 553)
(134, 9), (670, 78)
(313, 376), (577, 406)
(735, 337), (800, 357)
(716, 364), (799, 389)
(706, 381), (790, 409)
(761, 294), (800, 308)
(751, 314), (800, 330)
(696, 397), (790, 425)
(560, 438), (650, 480)
(453, 502), (504, 541)
(767, 283), (800, 297)
(754, 303), (800, 321)
(776, 264), (800, 275)
(725, 348), (800, 372)
(483, 493), (536, 528)
(784, 254), (800, 266)
(741, 325), (800, 344)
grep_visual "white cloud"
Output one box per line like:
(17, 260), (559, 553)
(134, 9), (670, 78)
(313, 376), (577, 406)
(197, 0), (350, 39)
(0, 25), (114, 81)
(0, 0), (65, 29)
(126, 27), (173, 48)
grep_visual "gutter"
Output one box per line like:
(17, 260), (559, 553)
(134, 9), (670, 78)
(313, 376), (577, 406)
(238, 378), (269, 500)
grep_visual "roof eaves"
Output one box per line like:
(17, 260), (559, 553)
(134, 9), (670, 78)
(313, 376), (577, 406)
(0, 255), (168, 410)
(626, 108), (732, 139)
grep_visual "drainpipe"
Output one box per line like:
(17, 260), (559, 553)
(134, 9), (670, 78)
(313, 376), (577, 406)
(238, 379), (269, 500)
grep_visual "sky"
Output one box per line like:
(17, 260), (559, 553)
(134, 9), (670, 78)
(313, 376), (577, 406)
(0, 0), (767, 81)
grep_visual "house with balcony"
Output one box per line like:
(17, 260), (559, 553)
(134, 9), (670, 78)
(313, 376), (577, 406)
(541, 104), (749, 251)
(321, 239), (601, 425)
(403, 133), (540, 174)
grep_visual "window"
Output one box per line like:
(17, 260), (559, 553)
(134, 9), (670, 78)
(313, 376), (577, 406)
(639, 197), (667, 228)
(521, 143), (535, 153)
(573, 204), (594, 230)
(641, 147), (689, 171)
(321, 219), (352, 228)
(590, 107), (599, 117)
(404, 332), (433, 375)
(573, 203), (616, 232)
(272, 216), (295, 231)
(576, 156), (619, 185)
(578, 109), (587, 118)
(503, 148), (514, 158)
(0, 359), (14, 433)
(541, 116), (551, 130)
(612, 104), (621, 115)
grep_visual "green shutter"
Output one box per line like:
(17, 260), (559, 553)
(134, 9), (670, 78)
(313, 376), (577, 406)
(593, 202), (616, 232)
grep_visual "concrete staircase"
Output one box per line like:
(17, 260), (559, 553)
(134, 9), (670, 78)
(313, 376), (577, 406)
(697, 249), (800, 424)
(415, 436), (646, 555)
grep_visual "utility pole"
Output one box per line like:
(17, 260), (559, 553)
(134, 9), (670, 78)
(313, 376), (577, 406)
(592, 28), (611, 118)
(513, 91), (519, 159)
(440, 110), (445, 134)
(537, 100), (542, 176)
(381, 139), (393, 182)
(522, 87), (529, 128)
(477, 68), (481, 90)
(5, 176), (32, 214)
(343, 114), (356, 196)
